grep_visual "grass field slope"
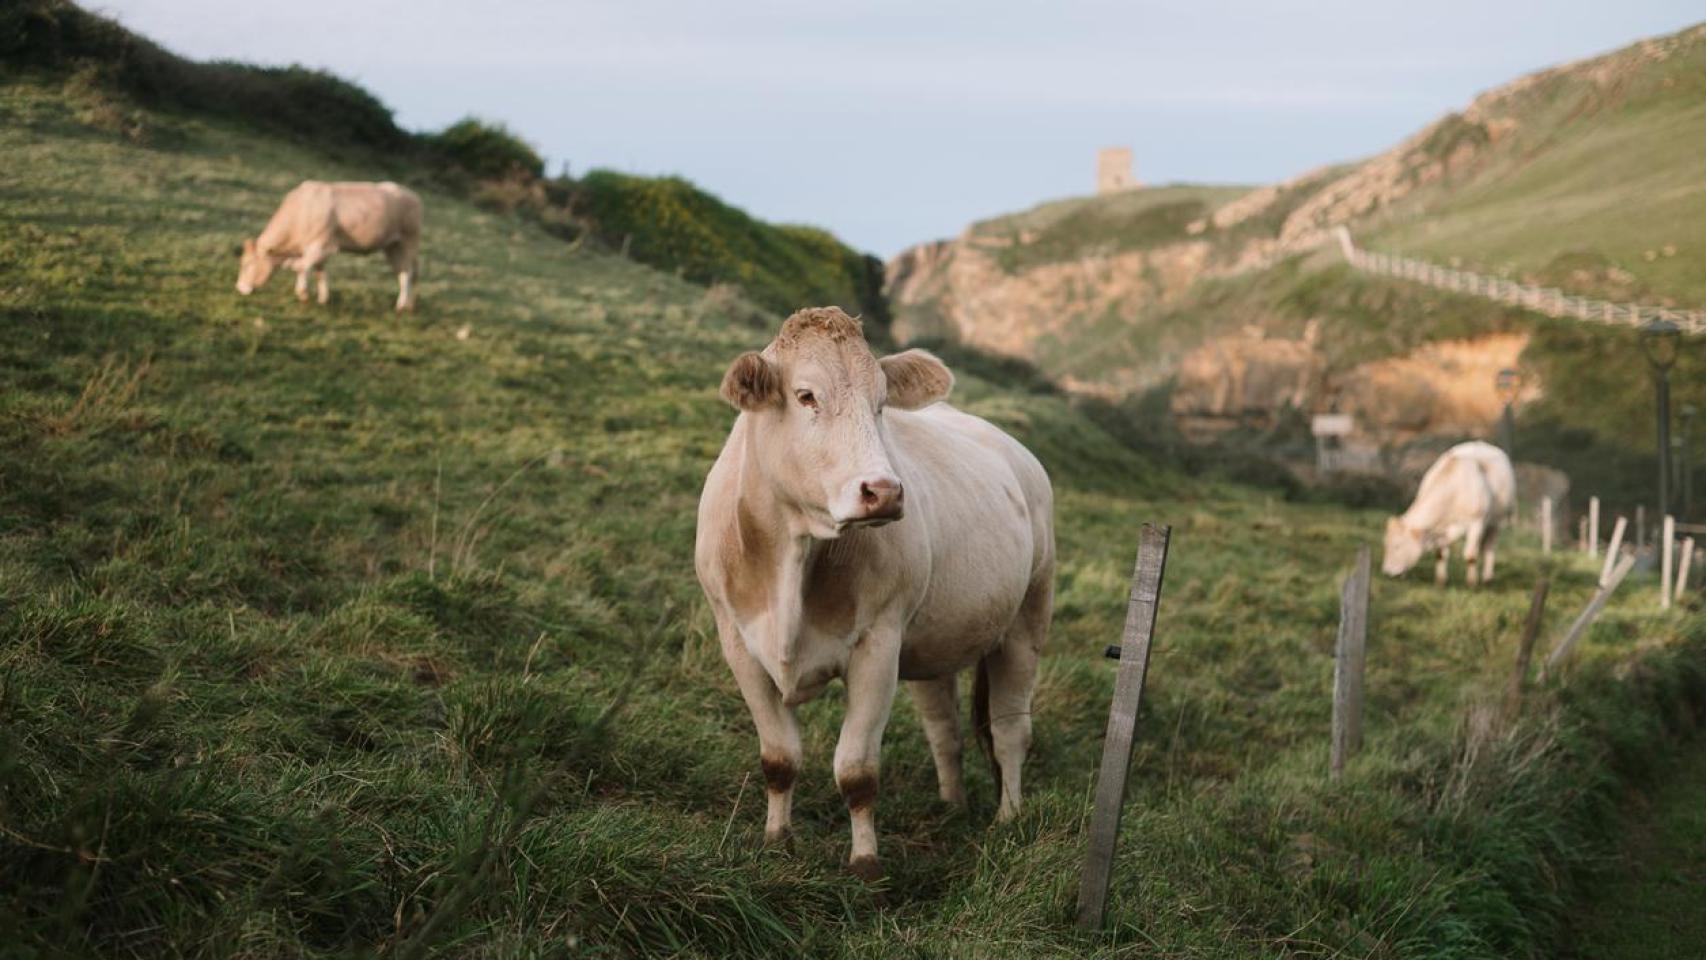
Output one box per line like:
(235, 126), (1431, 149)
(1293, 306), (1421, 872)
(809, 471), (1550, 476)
(2, 34), (1704, 960)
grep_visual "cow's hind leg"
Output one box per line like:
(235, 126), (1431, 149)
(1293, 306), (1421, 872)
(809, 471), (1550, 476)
(835, 625), (901, 881)
(1463, 522), (1486, 587)
(978, 577), (1051, 822)
(908, 675), (965, 806)
(315, 265), (330, 305)
(1480, 523), (1500, 584)
(715, 612), (801, 847)
(387, 243), (417, 312)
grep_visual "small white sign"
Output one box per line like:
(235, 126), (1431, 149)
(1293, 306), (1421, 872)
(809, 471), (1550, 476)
(1312, 414), (1355, 437)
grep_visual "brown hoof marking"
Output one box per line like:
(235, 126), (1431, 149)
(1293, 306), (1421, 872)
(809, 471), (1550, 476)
(761, 754), (797, 794)
(848, 855), (883, 883)
(838, 770), (879, 811)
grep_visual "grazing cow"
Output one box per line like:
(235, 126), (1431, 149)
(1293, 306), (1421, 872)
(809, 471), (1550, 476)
(695, 307), (1054, 880)
(236, 181), (422, 311)
(1382, 440), (1515, 586)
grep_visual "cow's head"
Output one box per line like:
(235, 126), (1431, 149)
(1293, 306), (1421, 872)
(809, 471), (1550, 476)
(235, 239), (281, 295)
(1381, 516), (1427, 576)
(721, 307), (953, 539)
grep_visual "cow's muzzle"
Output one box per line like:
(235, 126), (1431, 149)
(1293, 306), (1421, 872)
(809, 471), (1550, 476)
(846, 476), (904, 525)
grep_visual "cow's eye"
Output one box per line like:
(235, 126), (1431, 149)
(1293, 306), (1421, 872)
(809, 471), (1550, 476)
(795, 389), (817, 409)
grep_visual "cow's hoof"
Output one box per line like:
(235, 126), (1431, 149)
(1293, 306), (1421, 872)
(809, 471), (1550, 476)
(848, 855), (883, 883)
(762, 830), (794, 854)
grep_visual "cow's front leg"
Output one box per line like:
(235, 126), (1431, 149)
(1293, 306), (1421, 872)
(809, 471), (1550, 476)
(836, 626), (900, 881)
(294, 263), (311, 302)
(1434, 547), (1449, 586)
(315, 266), (330, 305)
(716, 613), (802, 846)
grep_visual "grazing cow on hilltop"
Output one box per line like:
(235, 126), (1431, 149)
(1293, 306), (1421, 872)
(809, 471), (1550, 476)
(695, 307), (1054, 880)
(1382, 440), (1515, 586)
(236, 181), (421, 311)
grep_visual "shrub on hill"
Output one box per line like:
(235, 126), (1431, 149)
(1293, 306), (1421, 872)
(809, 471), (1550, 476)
(573, 170), (888, 325)
(425, 117), (546, 181)
(3, 0), (408, 151)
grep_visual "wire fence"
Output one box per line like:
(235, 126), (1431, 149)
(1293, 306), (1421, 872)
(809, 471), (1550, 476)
(1334, 228), (1706, 335)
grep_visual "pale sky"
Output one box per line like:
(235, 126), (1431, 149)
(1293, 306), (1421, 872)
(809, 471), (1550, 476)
(94, 1), (1703, 257)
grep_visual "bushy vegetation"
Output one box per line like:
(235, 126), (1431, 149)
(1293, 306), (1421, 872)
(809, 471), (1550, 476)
(2, 71), (1703, 958)
(426, 117), (546, 181)
(2, 0), (409, 152)
(574, 169), (888, 325)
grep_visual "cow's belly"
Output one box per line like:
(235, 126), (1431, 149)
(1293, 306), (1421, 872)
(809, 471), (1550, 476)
(895, 528), (1034, 680)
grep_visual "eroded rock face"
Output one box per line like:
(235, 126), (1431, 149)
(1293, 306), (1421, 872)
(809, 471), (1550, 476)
(1330, 333), (1536, 441)
(1171, 325), (1325, 435)
(889, 227), (1215, 360)
(1171, 330), (1539, 444)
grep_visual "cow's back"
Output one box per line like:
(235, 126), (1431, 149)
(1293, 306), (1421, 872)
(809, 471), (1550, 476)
(1408, 441), (1512, 530)
(324, 182), (420, 251)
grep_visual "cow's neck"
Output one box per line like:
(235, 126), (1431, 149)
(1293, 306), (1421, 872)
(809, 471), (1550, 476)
(729, 420), (848, 696)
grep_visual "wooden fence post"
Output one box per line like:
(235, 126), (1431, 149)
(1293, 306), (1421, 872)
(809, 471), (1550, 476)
(1637, 505), (1646, 552)
(1661, 516), (1675, 610)
(1077, 524), (1173, 932)
(1543, 553), (1637, 679)
(1330, 546), (1372, 781)
(1578, 516), (1588, 554)
(1540, 497), (1553, 555)
(1599, 516), (1627, 587)
(1504, 578), (1550, 718)
(1676, 538), (1695, 604)
(1588, 497), (1600, 559)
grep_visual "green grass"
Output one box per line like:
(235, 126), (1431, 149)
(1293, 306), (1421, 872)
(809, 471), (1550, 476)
(1566, 740), (1706, 958)
(2, 73), (1705, 959)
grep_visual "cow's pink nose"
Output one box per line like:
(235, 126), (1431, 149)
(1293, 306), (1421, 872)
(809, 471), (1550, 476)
(857, 477), (904, 520)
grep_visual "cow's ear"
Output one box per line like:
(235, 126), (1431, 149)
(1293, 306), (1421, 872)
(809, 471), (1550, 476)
(880, 349), (953, 409)
(720, 351), (781, 411)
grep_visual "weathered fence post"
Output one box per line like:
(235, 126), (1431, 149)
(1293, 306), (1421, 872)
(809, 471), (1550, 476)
(1661, 515), (1675, 610)
(1330, 546), (1372, 781)
(1578, 516), (1588, 554)
(1588, 497), (1600, 559)
(1540, 497), (1553, 555)
(1677, 538), (1695, 604)
(1599, 516), (1627, 586)
(1505, 578), (1551, 718)
(1077, 523), (1173, 932)
(1543, 553), (1638, 679)
(1637, 504), (1646, 552)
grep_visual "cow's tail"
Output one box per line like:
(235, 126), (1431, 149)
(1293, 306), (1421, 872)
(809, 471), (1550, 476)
(973, 656), (999, 787)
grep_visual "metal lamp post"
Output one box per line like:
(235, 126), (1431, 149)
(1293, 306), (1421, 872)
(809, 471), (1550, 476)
(1641, 319), (1681, 519)
(1495, 367), (1521, 458)
(1681, 404), (1696, 522)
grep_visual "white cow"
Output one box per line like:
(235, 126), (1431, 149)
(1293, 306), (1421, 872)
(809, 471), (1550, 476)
(236, 181), (422, 311)
(695, 307), (1054, 880)
(1382, 440), (1516, 586)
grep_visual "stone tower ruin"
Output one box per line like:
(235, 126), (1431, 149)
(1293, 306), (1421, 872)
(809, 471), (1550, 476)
(1096, 147), (1138, 194)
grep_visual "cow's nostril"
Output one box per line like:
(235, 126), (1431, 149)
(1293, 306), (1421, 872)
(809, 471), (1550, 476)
(860, 484), (879, 506)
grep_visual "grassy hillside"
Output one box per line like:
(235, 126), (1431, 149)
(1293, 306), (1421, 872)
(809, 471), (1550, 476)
(2, 55), (1704, 960)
